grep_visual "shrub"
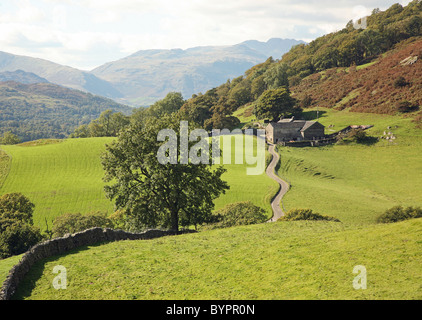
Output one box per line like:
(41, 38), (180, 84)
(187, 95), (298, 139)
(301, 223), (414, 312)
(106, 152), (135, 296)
(0, 132), (21, 145)
(280, 208), (340, 222)
(108, 209), (128, 230)
(0, 193), (35, 225)
(396, 101), (419, 113)
(393, 76), (409, 88)
(376, 206), (422, 223)
(0, 193), (42, 258)
(0, 220), (43, 259)
(336, 128), (377, 145)
(52, 212), (113, 238)
(209, 201), (268, 229)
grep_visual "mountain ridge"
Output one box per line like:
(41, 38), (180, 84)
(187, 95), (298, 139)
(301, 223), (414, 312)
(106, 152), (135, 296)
(90, 38), (305, 106)
(0, 51), (123, 99)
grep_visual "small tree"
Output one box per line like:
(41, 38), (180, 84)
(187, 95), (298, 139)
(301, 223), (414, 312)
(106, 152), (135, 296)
(0, 193), (35, 225)
(0, 193), (42, 258)
(0, 221), (43, 259)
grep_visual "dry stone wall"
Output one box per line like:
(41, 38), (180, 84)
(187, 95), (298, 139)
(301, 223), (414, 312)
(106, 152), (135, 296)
(0, 227), (195, 300)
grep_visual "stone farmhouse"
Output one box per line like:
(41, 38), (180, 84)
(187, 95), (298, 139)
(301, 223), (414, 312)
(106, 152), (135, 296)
(266, 117), (325, 143)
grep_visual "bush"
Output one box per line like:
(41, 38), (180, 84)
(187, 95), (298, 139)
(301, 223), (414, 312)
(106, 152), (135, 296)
(52, 212), (113, 238)
(208, 201), (268, 229)
(0, 132), (21, 145)
(393, 76), (409, 88)
(108, 209), (128, 230)
(376, 206), (422, 223)
(0, 193), (43, 258)
(280, 208), (340, 222)
(336, 128), (377, 145)
(0, 193), (35, 225)
(396, 101), (419, 113)
(0, 220), (43, 259)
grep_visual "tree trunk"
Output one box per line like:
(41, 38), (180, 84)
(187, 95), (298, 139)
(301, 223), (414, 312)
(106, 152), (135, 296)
(170, 210), (179, 232)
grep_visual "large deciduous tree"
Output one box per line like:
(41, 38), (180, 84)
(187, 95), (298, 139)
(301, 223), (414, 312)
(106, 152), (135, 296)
(101, 115), (229, 231)
(253, 87), (299, 121)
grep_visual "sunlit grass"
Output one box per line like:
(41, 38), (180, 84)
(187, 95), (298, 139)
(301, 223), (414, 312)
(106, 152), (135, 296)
(12, 218), (422, 300)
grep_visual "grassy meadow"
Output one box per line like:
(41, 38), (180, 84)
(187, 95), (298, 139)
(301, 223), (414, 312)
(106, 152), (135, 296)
(10, 218), (422, 300)
(1, 108), (421, 300)
(0, 135), (278, 230)
(278, 108), (422, 225)
(0, 138), (116, 229)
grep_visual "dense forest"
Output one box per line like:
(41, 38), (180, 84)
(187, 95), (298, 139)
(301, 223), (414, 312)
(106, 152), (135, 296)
(0, 81), (132, 142)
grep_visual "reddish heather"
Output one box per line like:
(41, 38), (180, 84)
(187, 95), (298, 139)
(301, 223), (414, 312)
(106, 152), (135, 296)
(292, 38), (422, 125)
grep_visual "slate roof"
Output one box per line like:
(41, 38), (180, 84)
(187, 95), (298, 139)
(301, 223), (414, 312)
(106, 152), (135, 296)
(269, 119), (321, 132)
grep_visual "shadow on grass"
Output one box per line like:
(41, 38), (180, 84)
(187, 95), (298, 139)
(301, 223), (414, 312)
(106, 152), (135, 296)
(337, 136), (379, 146)
(360, 136), (379, 146)
(11, 242), (108, 300)
(301, 110), (327, 121)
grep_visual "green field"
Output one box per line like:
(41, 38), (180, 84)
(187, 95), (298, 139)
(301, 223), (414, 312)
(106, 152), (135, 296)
(0, 136), (278, 230)
(1, 108), (421, 300)
(279, 108), (422, 225)
(0, 138), (116, 229)
(10, 218), (422, 300)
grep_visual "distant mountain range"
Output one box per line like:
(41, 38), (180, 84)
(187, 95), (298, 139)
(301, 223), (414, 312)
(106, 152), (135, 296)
(0, 51), (122, 99)
(0, 38), (304, 106)
(92, 38), (304, 106)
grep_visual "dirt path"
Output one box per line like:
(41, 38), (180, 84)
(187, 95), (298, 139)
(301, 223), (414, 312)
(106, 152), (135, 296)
(266, 144), (290, 222)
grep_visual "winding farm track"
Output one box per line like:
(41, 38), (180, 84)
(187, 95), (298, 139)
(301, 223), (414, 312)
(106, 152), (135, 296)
(266, 144), (290, 222)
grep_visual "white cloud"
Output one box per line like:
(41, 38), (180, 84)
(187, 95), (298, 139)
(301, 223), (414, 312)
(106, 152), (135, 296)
(0, 0), (415, 69)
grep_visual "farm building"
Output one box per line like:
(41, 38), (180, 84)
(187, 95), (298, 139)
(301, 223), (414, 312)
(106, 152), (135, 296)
(266, 117), (325, 143)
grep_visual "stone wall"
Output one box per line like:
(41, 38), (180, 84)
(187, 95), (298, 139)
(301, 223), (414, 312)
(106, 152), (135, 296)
(0, 227), (196, 300)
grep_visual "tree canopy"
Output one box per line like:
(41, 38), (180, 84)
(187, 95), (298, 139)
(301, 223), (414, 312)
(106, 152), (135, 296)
(101, 115), (229, 231)
(253, 87), (299, 121)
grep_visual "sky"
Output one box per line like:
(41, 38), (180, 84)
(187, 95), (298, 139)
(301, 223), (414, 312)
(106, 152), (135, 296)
(0, 0), (414, 70)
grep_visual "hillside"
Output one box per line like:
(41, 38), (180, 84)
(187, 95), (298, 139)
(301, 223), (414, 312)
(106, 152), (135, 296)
(91, 39), (304, 106)
(0, 39), (304, 107)
(278, 107), (422, 225)
(174, 2), (422, 130)
(0, 51), (122, 99)
(0, 82), (132, 141)
(8, 218), (422, 300)
(291, 37), (422, 119)
(0, 70), (49, 84)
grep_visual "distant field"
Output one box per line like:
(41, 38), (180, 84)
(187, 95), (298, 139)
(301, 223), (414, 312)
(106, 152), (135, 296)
(0, 136), (277, 230)
(279, 108), (422, 225)
(11, 218), (422, 300)
(0, 138), (116, 229)
(0, 149), (11, 188)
